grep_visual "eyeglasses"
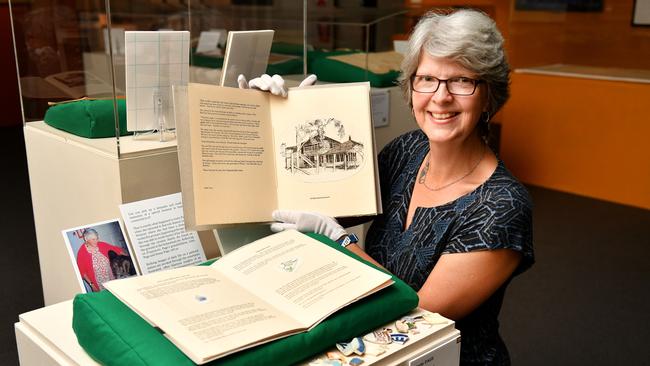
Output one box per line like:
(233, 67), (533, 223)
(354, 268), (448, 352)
(411, 75), (483, 96)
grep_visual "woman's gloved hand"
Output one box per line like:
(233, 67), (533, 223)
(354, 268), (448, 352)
(237, 74), (317, 97)
(270, 210), (346, 242)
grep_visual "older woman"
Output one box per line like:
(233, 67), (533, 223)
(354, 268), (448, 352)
(245, 9), (533, 364)
(358, 9), (533, 365)
(76, 228), (128, 292)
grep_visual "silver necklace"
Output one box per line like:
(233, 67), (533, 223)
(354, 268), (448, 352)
(418, 145), (486, 191)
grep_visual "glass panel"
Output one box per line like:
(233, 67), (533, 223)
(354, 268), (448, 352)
(10, 0), (125, 156)
(304, 5), (407, 87)
(11, 1), (112, 114)
(187, 2), (306, 85)
(10, 1), (410, 158)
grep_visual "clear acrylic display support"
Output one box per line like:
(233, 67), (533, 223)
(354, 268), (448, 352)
(134, 88), (176, 142)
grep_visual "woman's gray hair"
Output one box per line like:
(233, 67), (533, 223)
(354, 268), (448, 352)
(398, 9), (510, 121)
(82, 228), (99, 240)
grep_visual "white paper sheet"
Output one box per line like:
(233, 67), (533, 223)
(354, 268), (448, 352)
(119, 193), (206, 274)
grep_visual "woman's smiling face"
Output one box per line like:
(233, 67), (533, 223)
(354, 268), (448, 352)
(411, 53), (488, 144)
(85, 233), (99, 247)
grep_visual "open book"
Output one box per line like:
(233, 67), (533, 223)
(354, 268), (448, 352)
(104, 230), (393, 364)
(175, 82), (381, 229)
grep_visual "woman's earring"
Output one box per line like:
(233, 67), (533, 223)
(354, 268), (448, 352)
(483, 111), (491, 124)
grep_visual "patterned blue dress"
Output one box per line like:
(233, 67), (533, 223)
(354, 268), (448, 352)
(365, 130), (534, 365)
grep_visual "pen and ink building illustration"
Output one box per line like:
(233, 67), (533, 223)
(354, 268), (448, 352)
(281, 117), (364, 175)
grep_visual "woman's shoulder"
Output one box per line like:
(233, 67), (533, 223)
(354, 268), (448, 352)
(481, 160), (533, 210)
(76, 245), (89, 257)
(447, 160), (534, 272)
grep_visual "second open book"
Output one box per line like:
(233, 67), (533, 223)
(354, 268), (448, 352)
(104, 230), (393, 364)
(175, 81), (381, 229)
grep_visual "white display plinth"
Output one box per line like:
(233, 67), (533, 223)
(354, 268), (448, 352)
(15, 301), (99, 366)
(24, 122), (220, 305)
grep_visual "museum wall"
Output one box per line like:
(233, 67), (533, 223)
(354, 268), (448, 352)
(406, 0), (649, 69)
(508, 0), (650, 69)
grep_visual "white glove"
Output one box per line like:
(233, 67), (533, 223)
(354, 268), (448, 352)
(271, 210), (346, 242)
(237, 74), (317, 98)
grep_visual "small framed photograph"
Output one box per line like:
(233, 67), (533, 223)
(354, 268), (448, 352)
(62, 219), (140, 293)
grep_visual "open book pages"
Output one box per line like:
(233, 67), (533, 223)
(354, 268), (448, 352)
(104, 230), (393, 364)
(175, 82), (381, 229)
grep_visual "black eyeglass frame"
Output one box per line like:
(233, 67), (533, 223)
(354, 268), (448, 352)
(410, 75), (484, 96)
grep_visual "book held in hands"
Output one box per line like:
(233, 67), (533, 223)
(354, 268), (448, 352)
(175, 82), (381, 229)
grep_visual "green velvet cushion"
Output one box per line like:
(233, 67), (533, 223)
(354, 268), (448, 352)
(270, 42), (305, 56)
(72, 233), (418, 366)
(190, 50), (224, 69)
(266, 58), (304, 76)
(43, 99), (129, 138)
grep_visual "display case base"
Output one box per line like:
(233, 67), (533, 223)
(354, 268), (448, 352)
(15, 302), (460, 366)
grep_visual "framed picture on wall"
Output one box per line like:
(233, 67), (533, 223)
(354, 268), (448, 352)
(633, 0), (650, 26)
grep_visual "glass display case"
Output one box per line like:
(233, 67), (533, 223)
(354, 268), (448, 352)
(10, 0), (308, 156)
(302, 6), (407, 87)
(10, 0), (413, 305)
(10, 1), (408, 153)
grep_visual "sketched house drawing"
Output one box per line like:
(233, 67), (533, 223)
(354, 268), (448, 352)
(283, 135), (364, 175)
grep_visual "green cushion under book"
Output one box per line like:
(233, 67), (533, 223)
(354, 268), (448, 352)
(43, 99), (130, 138)
(72, 233), (419, 366)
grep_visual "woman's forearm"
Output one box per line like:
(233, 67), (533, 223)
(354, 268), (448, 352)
(345, 243), (386, 270)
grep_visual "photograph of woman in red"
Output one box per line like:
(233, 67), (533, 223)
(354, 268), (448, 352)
(64, 220), (138, 293)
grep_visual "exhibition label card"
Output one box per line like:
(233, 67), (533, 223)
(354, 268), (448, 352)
(119, 193), (206, 274)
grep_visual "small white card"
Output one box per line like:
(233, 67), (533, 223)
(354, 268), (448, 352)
(371, 88), (390, 128)
(120, 193), (206, 274)
(196, 31), (222, 54)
